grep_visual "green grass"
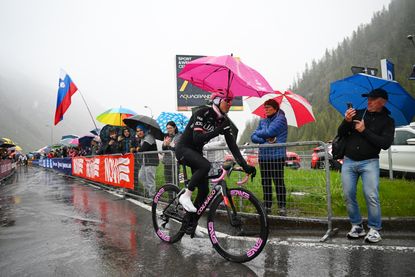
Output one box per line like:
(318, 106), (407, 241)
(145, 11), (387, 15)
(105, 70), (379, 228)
(152, 165), (415, 218)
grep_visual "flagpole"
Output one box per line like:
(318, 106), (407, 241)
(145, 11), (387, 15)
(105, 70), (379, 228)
(77, 90), (99, 131)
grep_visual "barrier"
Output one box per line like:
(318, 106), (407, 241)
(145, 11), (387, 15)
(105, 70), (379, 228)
(32, 141), (335, 240)
(0, 159), (16, 182)
(38, 158), (72, 175)
(72, 153), (135, 189)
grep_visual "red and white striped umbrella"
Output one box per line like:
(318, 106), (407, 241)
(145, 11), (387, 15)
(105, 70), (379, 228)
(246, 90), (315, 127)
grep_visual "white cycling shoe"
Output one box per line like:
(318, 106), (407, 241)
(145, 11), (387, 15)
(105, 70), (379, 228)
(179, 190), (197, 213)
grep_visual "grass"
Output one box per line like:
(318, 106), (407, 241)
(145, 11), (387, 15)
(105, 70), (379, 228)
(152, 164), (415, 218)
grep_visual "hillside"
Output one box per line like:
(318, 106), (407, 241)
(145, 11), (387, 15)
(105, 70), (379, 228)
(0, 70), (104, 152)
(239, 0), (415, 144)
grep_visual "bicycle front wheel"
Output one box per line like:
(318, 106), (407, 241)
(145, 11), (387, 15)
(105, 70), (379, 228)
(207, 188), (268, 263)
(151, 185), (185, 243)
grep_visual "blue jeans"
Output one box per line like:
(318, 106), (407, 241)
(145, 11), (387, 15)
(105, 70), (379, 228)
(341, 157), (381, 230)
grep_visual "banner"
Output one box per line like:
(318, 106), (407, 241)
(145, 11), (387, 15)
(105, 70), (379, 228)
(72, 153), (134, 189)
(176, 55), (243, 111)
(381, 59), (395, 80)
(38, 158), (72, 175)
(0, 160), (15, 179)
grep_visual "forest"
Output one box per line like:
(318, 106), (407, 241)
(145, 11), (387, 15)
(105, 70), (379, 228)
(239, 0), (415, 144)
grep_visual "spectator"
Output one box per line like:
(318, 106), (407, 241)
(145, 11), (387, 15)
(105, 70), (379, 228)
(162, 121), (181, 186)
(251, 99), (288, 216)
(118, 127), (136, 154)
(338, 88), (394, 243)
(90, 138), (101, 156)
(99, 128), (120, 155)
(135, 124), (159, 204)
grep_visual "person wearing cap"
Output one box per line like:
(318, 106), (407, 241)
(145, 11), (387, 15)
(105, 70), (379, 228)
(337, 88), (394, 243)
(135, 124), (159, 203)
(175, 91), (257, 236)
(251, 98), (288, 216)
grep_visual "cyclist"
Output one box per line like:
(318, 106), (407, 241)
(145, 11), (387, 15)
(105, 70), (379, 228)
(175, 91), (257, 234)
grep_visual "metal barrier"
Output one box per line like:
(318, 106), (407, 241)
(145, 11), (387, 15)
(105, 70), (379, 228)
(132, 141), (335, 241)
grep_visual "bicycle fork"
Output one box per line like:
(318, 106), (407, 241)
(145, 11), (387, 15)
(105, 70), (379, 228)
(216, 183), (241, 228)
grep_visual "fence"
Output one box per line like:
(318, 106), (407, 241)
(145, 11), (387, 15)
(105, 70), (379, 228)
(129, 141), (335, 241)
(34, 141), (336, 241)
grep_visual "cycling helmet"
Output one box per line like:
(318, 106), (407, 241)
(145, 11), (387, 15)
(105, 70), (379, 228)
(210, 90), (234, 105)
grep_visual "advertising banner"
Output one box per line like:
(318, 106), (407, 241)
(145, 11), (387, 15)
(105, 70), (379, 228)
(381, 59), (395, 80)
(176, 55), (243, 111)
(72, 153), (134, 189)
(38, 158), (72, 175)
(0, 160), (15, 179)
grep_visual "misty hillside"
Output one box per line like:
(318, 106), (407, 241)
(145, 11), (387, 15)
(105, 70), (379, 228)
(239, 0), (415, 144)
(0, 70), (105, 152)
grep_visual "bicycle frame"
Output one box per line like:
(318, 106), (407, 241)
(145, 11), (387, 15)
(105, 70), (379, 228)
(154, 164), (249, 229)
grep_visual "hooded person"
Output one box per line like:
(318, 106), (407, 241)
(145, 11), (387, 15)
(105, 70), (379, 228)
(118, 127), (136, 154)
(135, 124), (159, 203)
(174, 90), (256, 236)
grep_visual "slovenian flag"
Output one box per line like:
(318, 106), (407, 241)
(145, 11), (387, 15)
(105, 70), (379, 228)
(54, 70), (78, 125)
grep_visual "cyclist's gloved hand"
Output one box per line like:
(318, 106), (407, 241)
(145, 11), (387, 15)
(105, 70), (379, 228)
(243, 164), (256, 178)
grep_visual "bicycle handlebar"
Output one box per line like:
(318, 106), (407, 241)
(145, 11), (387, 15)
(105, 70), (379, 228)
(211, 164), (250, 186)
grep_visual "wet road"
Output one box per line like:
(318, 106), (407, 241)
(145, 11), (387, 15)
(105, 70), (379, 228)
(1, 167), (415, 276)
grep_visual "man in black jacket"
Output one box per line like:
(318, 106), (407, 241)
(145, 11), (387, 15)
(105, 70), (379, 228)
(338, 88), (394, 243)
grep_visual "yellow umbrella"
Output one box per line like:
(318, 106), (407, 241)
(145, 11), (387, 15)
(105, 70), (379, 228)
(15, 145), (23, 151)
(96, 107), (137, 127)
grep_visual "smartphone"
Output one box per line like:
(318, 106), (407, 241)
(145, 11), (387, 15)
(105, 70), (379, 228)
(347, 102), (353, 109)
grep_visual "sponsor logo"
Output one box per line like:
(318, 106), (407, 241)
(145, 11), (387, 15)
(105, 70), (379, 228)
(73, 158), (84, 175)
(154, 188), (165, 204)
(156, 229), (170, 242)
(231, 190), (250, 199)
(86, 158), (100, 178)
(104, 157), (131, 184)
(247, 238), (263, 257)
(208, 221), (218, 244)
(197, 189), (216, 215)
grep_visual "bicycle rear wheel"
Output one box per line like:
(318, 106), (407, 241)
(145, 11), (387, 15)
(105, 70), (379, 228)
(208, 188), (268, 263)
(152, 185), (185, 243)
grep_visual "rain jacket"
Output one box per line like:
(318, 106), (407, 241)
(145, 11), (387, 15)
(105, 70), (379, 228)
(137, 133), (159, 166)
(119, 134), (136, 154)
(251, 109), (288, 161)
(338, 108), (394, 161)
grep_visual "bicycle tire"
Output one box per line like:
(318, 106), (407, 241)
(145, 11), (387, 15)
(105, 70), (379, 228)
(152, 185), (185, 243)
(207, 187), (268, 263)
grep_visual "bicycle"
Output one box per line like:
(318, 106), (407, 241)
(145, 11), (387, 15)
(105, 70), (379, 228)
(151, 161), (268, 263)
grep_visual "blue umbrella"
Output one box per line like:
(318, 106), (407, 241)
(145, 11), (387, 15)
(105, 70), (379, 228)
(329, 73), (415, 126)
(156, 112), (189, 134)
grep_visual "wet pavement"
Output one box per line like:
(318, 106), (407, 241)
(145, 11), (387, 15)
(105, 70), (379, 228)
(1, 166), (415, 276)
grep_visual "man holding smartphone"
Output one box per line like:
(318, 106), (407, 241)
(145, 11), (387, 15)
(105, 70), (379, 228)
(337, 88), (394, 243)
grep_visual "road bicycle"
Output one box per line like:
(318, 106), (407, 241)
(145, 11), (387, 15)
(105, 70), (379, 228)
(151, 161), (268, 263)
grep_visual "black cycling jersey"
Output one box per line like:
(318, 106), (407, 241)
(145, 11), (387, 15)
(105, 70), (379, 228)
(176, 106), (247, 168)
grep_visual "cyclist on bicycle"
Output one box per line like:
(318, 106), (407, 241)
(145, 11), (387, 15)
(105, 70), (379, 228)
(175, 91), (256, 234)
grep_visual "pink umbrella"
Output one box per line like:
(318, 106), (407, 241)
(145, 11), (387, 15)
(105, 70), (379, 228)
(246, 90), (316, 128)
(178, 55), (274, 98)
(69, 138), (79, 146)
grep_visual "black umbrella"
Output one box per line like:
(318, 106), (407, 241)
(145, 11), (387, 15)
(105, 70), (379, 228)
(191, 105), (239, 138)
(123, 114), (164, 140)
